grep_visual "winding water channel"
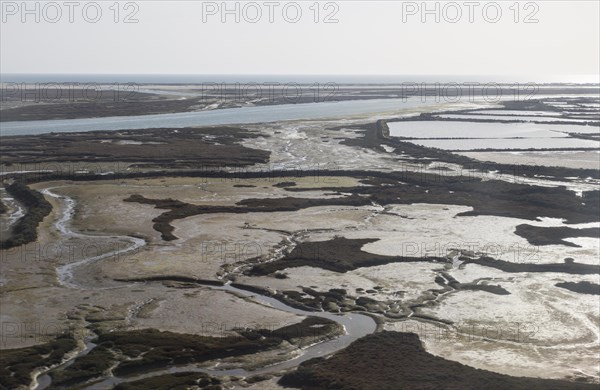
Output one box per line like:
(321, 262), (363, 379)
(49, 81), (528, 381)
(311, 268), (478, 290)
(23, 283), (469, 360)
(2, 98), (447, 136)
(33, 188), (377, 389)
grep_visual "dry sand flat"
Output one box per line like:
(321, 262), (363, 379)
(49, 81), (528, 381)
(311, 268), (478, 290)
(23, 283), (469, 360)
(50, 183), (165, 241)
(48, 177), (369, 280)
(43, 176), (364, 234)
(99, 203), (374, 281)
(124, 287), (305, 338)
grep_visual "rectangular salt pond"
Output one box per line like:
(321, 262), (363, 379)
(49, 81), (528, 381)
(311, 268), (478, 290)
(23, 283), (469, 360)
(468, 110), (563, 116)
(457, 150), (600, 170)
(387, 120), (599, 138)
(561, 111), (600, 117)
(411, 138), (599, 151)
(436, 114), (595, 124)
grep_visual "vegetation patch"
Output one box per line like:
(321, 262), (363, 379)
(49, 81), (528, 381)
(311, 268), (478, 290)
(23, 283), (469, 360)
(515, 224), (600, 247)
(466, 256), (600, 275)
(555, 281), (600, 295)
(49, 345), (116, 387)
(45, 318), (341, 386)
(273, 181), (297, 188)
(0, 182), (52, 249)
(0, 335), (77, 389)
(0, 127), (270, 168)
(247, 237), (405, 274)
(239, 317), (343, 347)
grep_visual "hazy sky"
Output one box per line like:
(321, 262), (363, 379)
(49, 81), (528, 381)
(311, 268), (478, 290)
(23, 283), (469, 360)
(1, 1), (599, 81)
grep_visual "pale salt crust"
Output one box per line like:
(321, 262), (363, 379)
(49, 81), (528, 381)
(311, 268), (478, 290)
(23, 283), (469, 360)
(299, 204), (599, 266)
(384, 267), (600, 381)
(235, 262), (443, 304)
